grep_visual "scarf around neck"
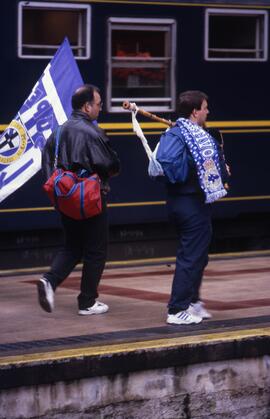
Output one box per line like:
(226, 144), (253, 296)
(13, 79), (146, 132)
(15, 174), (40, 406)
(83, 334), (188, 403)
(176, 118), (227, 203)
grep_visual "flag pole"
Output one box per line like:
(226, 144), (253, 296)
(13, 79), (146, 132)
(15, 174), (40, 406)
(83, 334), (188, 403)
(122, 101), (173, 127)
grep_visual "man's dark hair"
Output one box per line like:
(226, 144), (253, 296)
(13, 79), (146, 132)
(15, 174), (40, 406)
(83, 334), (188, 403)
(71, 84), (100, 110)
(177, 90), (208, 118)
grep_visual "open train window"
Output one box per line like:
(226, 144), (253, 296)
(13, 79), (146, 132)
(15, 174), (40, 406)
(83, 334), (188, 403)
(18, 2), (91, 59)
(205, 9), (268, 61)
(107, 18), (176, 112)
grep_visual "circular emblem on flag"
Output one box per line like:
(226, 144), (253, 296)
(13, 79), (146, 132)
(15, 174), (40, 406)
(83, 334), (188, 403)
(0, 120), (27, 164)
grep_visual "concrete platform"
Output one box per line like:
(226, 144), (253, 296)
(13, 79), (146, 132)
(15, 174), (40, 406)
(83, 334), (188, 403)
(1, 250), (270, 348)
(0, 251), (270, 418)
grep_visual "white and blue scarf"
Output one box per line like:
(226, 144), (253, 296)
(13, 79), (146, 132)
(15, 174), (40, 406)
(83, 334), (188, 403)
(177, 118), (227, 203)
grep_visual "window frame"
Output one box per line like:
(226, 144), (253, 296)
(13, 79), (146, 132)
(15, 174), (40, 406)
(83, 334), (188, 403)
(18, 1), (91, 60)
(107, 17), (176, 113)
(204, 8), (268, 62)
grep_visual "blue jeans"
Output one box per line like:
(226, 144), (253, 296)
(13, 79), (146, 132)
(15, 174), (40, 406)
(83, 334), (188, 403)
(167, 194), (212, 314)
(44, 199), (108, 310)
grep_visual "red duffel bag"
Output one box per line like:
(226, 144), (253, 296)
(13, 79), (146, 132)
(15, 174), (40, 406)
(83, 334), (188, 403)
(43, 169), (102, 220)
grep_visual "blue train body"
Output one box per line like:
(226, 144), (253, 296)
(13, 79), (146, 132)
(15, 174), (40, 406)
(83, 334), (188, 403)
(0, 0), (270, 235)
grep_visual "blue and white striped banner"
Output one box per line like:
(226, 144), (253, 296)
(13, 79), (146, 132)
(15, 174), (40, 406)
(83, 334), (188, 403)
(0, 38), (83, 202)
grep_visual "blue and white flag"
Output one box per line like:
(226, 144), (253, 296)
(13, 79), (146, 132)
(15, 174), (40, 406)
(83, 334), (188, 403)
(0, 38), (83, 202)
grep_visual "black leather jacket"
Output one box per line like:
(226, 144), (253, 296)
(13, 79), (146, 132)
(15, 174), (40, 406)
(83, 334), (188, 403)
(42, 110), (120, 190)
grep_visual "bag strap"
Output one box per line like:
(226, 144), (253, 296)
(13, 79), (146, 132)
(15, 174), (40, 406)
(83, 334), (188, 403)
(54, 125), (62, 170)
(54, 172), (78, 197)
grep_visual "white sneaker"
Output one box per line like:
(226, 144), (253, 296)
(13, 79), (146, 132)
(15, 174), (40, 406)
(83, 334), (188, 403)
(37, 277), (54, 313)
(188, 301), (212, 319)
(167, 310), (202, 325)
(78, 301), (109, 316)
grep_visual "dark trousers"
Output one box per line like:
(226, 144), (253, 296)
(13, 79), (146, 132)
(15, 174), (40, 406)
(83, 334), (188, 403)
(167, 194), (212, 314)
(44, 201), (108, 310)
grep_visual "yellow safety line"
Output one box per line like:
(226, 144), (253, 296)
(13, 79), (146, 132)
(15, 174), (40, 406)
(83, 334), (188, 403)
(0, 195), (270, 214)
(0, 207), (54, 213)
(104, 129), (270, 136)
(207, 120), (270, 128)
(105, 249), (270, 263)
(108, 200), (166, 207)
(1, 249), (270, 277)
(2, 120), (270, 133)
(102, 120), (270, 130)
(221, 129), (270, 134)
(107, 131), (164, 136)
(94, 129), (270, 136)
(1, 327), (270, 366)
(210, 249), (270, 259)
(101, 122), (166, 129)
(221, 195), (270, 202)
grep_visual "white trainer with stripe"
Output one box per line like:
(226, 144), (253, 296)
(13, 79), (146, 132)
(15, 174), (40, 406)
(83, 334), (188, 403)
(167, 310), (202, 325)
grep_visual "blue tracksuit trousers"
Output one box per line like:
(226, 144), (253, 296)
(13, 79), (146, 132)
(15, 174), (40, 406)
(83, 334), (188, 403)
(167, 193), (212, 314)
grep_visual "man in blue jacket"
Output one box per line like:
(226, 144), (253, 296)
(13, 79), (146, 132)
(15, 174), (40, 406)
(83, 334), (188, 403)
(157, 90), (229, 325)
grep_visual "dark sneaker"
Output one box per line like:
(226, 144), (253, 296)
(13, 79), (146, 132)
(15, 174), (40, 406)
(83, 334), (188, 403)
(78, 301), (109, 316)
(37, 278), (54, 313)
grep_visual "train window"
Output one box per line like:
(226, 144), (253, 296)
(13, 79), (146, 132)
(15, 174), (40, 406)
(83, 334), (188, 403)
(205, 9), (268, 61)
(107, 18), (176, 112)
(18, 2), (91, 59)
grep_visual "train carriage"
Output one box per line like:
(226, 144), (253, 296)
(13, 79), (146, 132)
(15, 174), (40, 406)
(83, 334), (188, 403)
(1, 0), (270, 266)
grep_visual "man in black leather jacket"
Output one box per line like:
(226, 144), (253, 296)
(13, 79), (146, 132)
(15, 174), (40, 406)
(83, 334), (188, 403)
(38, 84), (120, 316)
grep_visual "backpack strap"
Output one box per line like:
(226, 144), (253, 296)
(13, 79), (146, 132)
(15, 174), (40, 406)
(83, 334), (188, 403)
(53, 126), (63, 170)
